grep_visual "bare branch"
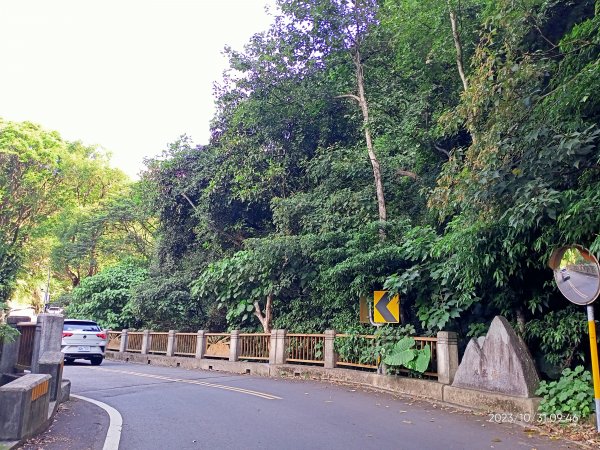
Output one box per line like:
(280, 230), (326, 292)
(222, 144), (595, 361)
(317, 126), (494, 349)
(397, 169), (419, 180)
(434, 144), (451, 158)
(335, 94), (361, 103)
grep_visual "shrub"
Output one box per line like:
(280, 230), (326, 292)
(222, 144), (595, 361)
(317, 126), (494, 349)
(535, 366), (594, 420)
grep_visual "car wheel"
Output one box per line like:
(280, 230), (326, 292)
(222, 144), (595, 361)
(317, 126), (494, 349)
(90, 356), (104, 366)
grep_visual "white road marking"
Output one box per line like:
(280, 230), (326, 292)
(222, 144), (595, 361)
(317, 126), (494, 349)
(567, 278), (588, 299)
(71, 394), (123, 450)
(92, 367), (282, 400)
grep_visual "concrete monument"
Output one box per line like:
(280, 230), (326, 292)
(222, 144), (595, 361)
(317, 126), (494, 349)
(452, 316), (539, 397)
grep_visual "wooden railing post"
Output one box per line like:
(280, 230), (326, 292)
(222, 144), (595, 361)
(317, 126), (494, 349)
(166, 330), (177, 357)
(436, 331), (459, 384)
(324, 329), (336, 369)
(195, 330), (206, 359)
(141, 330), (150, 355)
(229, 330), (240, 362)
(119, 330), (128, 353)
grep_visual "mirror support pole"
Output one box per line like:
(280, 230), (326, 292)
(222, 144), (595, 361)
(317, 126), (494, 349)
(587, 305), (600, 432)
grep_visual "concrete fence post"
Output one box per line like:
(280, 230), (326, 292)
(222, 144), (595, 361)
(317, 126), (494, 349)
(38, 351), (64, 401)
(269, 329), (278, 365)
(119, 330), (128, 353)
(436, 331), (459, 385)
(195, 330), (206, 359)
(324, 329), (336, 369)
(275, 329), (287, 365)
(166, 330), (177, 357)
(31, 314), (64, 374)
(0, 324), (20, 374)
(229, 330), (240, 362)
(141, 330), (150, 355)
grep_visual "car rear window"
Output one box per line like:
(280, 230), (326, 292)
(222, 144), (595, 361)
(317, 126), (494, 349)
(63, 322), (101, 332)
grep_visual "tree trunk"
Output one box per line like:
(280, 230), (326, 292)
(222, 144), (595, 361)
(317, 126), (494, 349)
(515, 307), (526, 336)
(448, 1), (468, 92)
(352, 46), (387, 236)
(253, 293), (273, 333)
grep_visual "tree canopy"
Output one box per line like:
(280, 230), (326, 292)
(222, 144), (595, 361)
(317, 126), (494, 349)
(3, 0), (599, 378)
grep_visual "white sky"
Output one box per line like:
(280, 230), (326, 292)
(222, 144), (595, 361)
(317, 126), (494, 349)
(0, 0), (276, 179)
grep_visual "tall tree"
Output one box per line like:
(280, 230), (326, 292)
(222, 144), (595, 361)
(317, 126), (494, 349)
(0, 120), (69, 302)
(272, 0), (388, 229)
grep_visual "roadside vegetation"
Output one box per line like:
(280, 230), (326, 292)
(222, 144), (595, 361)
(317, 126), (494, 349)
(1, 0), (599, 386)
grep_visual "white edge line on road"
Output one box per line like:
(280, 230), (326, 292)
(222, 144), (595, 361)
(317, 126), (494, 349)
(71, 394), (123, 450)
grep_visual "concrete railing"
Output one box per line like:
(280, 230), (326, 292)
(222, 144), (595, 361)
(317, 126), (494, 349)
(0, 374), (52, 440)
(108, 329), (459, 384)
(0, 314), (70, 444)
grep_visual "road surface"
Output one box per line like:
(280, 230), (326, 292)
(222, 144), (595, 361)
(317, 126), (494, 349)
(42, 360), (580, 450)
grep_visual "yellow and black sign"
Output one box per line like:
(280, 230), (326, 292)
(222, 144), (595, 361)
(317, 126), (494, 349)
(373, 291), (400, 323)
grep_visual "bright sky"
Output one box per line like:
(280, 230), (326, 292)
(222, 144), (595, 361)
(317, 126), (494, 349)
(0, 0), (276, 179)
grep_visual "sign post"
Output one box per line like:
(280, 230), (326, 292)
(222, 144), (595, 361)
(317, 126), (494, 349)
(588, 305), (600, 430)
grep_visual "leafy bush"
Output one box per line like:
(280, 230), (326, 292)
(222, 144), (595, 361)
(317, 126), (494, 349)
(383, 336), (431, 374)
(67, 259), (147, 330)
(334, 324), (431, 374)
(526, 308), (587, 370)
(535, 366), (594, 419)
(334, 331), (378, 366)
(0, 323), (19, 343)
(0, 301), (19, 343)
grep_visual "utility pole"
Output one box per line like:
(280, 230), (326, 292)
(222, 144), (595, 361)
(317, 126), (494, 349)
(44, 266), (51, 311)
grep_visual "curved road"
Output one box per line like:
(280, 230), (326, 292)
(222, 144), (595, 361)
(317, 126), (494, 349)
(62, 360), (572, 450)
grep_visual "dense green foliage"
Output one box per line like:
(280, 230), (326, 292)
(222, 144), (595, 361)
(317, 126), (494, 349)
(66, 260), (148, 330)
(536, 366), (595, 419)
(0, 119), (152, 339)
(3, 1), (599, 379)
(131, 0), (600, 377)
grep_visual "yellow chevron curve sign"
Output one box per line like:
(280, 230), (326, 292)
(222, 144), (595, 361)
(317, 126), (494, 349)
(373, 291), (400, 323)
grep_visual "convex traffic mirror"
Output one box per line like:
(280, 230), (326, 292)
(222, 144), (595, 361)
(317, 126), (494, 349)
(548, 245), (600, 305)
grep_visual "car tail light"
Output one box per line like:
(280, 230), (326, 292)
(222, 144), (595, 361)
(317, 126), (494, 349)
(96, 332), (107, 339)
(62, 332), (73, 338)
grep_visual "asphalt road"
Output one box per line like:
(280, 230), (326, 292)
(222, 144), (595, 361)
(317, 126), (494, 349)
(557, 270), (600, 304)
(49, 359), (579, 450)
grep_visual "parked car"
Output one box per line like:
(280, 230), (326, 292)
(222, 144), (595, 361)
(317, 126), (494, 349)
(62, 319), (106, 365)
(560, 268), (570, 281)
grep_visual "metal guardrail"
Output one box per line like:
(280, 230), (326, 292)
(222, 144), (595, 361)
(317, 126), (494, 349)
(126, 332), (143, 353)
(205, 333), (230, 359)
(334, 335), (438, 376)
(286, 334), (325, 365)
(335, 334), (378, 370)
(16, 323), (36, 370)
(174, 333), (197, 356)
(414, 337), (438, 378)
(107, 331), (122, 351)
(149, 332), (168, 354)
(239, 333), (270, 360)
(107, 330), (439, 378)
